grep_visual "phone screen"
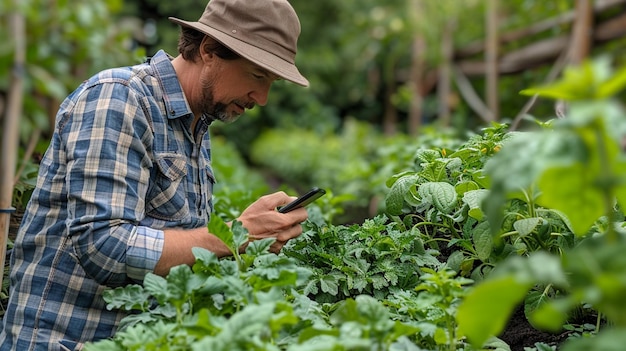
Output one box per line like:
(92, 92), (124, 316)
(278, 187), (326, 213)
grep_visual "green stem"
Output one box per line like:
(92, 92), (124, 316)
(233, 250), (244, 271)
(413, 221), (453, 229)
(447, 317), (456, 351)
(521, 187), (536, 218)
(412, 221), (460, 239)
(593, 122), (618, 243)
(423, 237), (452, 246)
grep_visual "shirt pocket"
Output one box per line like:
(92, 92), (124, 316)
(145, 153), (190, 221)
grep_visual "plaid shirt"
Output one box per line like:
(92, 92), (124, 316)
(0, 50), (215, 351)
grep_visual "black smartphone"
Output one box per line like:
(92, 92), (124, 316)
(278, 187), (326, 213)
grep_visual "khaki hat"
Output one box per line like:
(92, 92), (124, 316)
(169, 0), (309, 87)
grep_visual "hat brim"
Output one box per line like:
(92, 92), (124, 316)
(169, 17), (309, 87)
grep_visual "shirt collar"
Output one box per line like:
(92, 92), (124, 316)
(150, 50), (193, 120)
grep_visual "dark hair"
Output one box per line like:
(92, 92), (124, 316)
(177, 27), (240, 62)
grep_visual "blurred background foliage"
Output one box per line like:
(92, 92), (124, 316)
(2, 0), (626, 224)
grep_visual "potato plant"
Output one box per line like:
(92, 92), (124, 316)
(85, 56), (626, 350)
(459, 57), (626, 349)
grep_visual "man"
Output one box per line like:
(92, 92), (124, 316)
(0, 0), (309, 349)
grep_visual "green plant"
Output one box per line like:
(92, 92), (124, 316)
(384, 123), (561, 282)
(84, 216), (428, 350)
(282, 215), (441, 304)
(383, 268), (475, 351)
(458, 56), (626, 349)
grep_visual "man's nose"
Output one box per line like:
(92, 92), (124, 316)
(249, 83), (271, 106)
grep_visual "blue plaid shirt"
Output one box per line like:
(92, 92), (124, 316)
(0, 50), (215, 351)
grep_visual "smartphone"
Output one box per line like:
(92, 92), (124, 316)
(278, 187), (326, 213)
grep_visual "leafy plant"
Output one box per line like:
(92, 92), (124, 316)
(250, 119), (464, 223)
(458, 56), (626, 349)
(282, 215), (441, 304)
(85, 215), (433, 350)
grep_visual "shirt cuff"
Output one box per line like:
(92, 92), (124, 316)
(126, 226), (165, 282)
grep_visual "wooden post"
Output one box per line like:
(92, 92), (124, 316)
(437, 18), (455, 127)
(408, 0), (425, 136)
(0, 8), (26, 289)
(485, 0), (499, 121)
(569, 0), (593, 64)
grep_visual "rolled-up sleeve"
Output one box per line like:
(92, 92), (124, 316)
(127, 226), (164, 281)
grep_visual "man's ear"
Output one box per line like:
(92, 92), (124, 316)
(199, 36), (216, 63)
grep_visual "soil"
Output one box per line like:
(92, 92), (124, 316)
(499, 304), (568, 350)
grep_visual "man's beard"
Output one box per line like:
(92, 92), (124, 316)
(200, 76), (240, 124)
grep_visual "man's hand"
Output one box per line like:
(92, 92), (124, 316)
(154, 192), (307, 276)
(237, 191), (309, 253)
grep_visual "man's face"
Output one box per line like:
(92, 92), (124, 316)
(199, 57), (277, 123)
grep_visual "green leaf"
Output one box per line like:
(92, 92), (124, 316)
(319, 275), (340, 295)
(472, 221), (493, 261)
(462, 189), (488, 221)
(455, 181), (480, 196)
(385, 174), (420, 215)
(482, 337), (513, 351)
(597, 64), (626, 98)
(490, 252), (568, 287)
(524, 289), (553, 329)
(434, 327), (448, 345)
(513, 217), (542, 237)
(519, 58), (600, 101)
(142, 273), (170, 304)
(192, 247), (219, 266)
(166, 264), (204, 303)
(231, 220), (249, 250)
(445, 250), (464, 273)
(418, 182), (457, 214)
(330, 298), (362, 324)
(457, 276), (532, 348)
(208, 215), (235, 252)
(354, 294), (390, 323)
(529, 296), (574, 332)
(245, 237), (275, 256)
(537, 163), (603, 236)
(419, 159), (450, 182)
(414, 149), (441, 165)
(83, 339), (124, 351)
(192, 247), (220, 275)
(103, 285), (149, 311)
(560, 328), (626, 351)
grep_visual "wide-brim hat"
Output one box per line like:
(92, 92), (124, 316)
(169, 0), (309, 87)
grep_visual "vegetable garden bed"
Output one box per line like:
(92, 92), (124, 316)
(3, 57), (626, 351)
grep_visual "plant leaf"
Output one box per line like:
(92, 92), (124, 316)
(472, 221), (493, 261)
(457, 276), (532, 348)
(385, 173), (420, 215)
(418, 182), (457, 214)
(513, 217), (542, 237)
(462, 189), (488, 221)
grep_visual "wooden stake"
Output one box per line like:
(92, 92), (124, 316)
(0, 7), (26, 290)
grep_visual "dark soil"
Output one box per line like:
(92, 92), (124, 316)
(499, 304), (568, 351)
